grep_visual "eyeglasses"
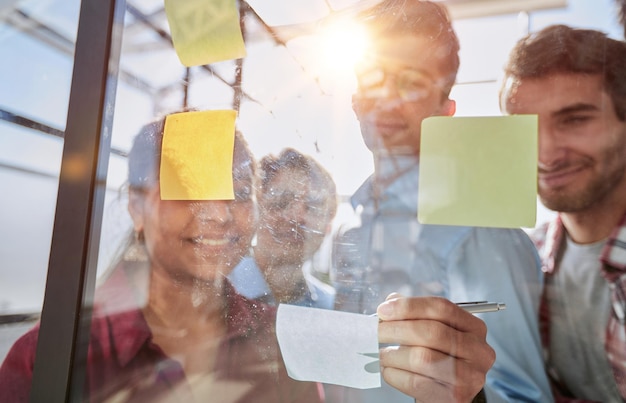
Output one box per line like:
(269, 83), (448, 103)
(261, 191), (330, 218)
(356, 65), (443, 102)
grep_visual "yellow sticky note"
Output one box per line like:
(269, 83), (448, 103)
(418, 115), (537, 228)
(164, 0), (246, 67)
(161, 110), (236, 200)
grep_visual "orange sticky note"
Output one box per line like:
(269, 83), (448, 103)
(161, 110), (236, 200)
(164, 0), (247, 67)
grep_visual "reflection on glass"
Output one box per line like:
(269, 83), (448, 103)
(0, 0), (624, 401)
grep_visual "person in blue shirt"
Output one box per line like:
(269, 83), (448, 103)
(330, 1), (552, 402)
(230, 148), (337, 309)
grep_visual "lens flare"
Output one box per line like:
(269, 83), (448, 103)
(319, 21), (369, 73)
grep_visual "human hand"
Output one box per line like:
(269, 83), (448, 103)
(377, 294), (495, 403)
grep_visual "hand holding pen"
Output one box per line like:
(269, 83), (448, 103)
(376, 294), (496, 402)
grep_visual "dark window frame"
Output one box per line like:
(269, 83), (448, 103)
(29, 0), (125, 401)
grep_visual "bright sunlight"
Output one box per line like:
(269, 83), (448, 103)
(319, 20), (370, 73)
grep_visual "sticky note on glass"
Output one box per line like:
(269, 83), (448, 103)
(161, 110), (236, 200)
(276, 304), (381, 389)
(418, 115), (537, 228)
(164, 0), (246, 67)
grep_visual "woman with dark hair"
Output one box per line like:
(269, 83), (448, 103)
(0, 112), (323, 402)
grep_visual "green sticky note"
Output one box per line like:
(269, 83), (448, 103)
(161, 110), (236, 200)
(164, 0), (246, 67)
(418, 115), (537, 228)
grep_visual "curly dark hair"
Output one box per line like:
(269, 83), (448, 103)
(258, 148), (337, 219)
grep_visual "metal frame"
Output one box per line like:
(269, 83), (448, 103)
(29, 0), (125, 400)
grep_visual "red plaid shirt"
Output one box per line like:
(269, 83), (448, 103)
(533, 214), (626, 402)
(0, 264), (323, 403)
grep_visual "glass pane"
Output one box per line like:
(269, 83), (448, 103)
(2, 0), (624, 401)
(0, 0), (80, 362)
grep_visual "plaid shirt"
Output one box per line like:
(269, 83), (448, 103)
(0, 263), (323, 403)
(533, 214), (626, 402)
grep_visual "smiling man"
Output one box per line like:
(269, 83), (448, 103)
(502, 25), (626, 401)
(229, 148), (338, 309)
(329, 1), (551, 402)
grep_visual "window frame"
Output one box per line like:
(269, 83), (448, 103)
(29, 0), (125, 400)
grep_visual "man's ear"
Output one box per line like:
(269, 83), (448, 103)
(128, 190), (145, 233)
(438, 98), (456, 117)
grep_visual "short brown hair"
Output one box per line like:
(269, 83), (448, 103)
(502, 24), (626, 120)
(358, 0), (460, 95)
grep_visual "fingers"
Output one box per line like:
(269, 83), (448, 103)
(376, 296), (494, 365)
(378, 318), (490, 362)
(376, 296), (495, 402)
(377, 295), (487, 335)
(380, 365), (473, 403)
(379, 345), (489, 390)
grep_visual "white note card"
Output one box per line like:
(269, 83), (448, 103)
(276, 304), (381, 389)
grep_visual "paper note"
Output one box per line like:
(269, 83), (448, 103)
(164, 0), (246, 67)
(276, 304), (380, 389)
(160, 110), (236, 200)
(418, 115), (537, 228)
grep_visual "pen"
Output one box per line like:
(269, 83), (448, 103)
(456, 301), (506, 313)
(370, 301), (506, 319)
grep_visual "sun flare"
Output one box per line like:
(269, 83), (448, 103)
(319, 21), (369, 73)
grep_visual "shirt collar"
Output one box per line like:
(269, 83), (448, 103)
(351, 163), (419, 211)
(351, 176), (374, 209)
(542, 213), (626, 280)
(600, 213), (626, 281)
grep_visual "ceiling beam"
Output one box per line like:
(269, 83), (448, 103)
(442, 0), (567, 20)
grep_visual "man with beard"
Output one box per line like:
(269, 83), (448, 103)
(501, 24), (626, 402)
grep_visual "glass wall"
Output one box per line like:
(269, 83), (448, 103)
(0, 0), (623, 401)
(0, 0), (81, 360)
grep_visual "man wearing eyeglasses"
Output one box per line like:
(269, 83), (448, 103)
(329, 1), (551, 402)
(229, 148), (338, 309)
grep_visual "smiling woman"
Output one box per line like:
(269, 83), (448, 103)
(126, 119), (258, 282)
(0, 113), (324, 402)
